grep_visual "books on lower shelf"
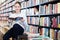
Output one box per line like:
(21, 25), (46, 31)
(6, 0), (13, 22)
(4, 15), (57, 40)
(39, 28), (49, 37)
(58, 30), (60, 40)
(0, 20), (9, 27)
(29, 25), (38, 34)
(39, 28), (60, 40)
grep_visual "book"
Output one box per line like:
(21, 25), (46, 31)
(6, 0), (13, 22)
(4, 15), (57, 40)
(50, 29), (55, 40)
(51, 17), (58, 28)
(21, 2), (26, 8)
(31, 17), (35, 24)
(58, 30), (60, 40)
(40, 17), (44, 26)
(57, 16), (60, 28)
(33, 26), (38, 34)
(54, 30), (58, 40)
(26, 8), (35, 16)
(39, 28), (43, 35)
(44, 17), (50, 27)
(35, 17), (39, 25)
(57, 3), (60, 13)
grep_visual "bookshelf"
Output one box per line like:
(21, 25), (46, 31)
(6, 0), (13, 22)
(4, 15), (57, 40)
(39, 0), (60, 40)
(25, 0), (60, 40)
(0, 0), (60, 40)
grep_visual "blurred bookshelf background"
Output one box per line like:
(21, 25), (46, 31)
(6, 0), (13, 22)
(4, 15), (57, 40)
(0, 0), (60, 40)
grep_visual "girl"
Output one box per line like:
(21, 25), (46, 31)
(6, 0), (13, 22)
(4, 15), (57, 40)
(3, 2), (28, 40)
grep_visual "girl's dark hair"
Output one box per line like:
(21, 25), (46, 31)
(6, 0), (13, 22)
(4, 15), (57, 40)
(15, 2), (21, 6)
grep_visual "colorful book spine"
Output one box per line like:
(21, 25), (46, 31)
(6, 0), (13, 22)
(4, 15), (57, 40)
(51, 17), (58, 28)
(54, 30), (58, 40)
(50, 29), (55, 40)
(58, 30), (60, 40)
(57, 16), (60, 28)
(57, 3), (60, 13)
(40, 17), (44, 26)
(35, 17), (39, 25)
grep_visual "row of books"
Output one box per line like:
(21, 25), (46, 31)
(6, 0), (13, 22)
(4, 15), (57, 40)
(40, 0), (56, 4)
(29, 25), (38, 34)
(21, 0), (40, 8)
(26, 0), (39, 7)
(1, 0), (15, 9)
(27, 17), (39, 25)
(26, 8), (39, 16)
(3, 7), (12, 13)
(39, 28), (60, 40)
(0, 13), (8, 17)
(0, 14), (8, 21)
(0, 0), (13, 8)
(0, 21), (9, 27)
(40, 3), (60, 14)
(0, 17), (8, 21)
(40, 16), (60, 28)
(0, 1), (16, 13)
(40, 17), (50, 27)
(21, 2), (27, 8)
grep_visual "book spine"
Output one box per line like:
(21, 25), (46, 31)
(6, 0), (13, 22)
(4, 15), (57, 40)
(58, 30), (60, 40)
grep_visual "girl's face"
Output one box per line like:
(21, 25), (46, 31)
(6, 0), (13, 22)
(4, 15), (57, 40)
(14, 3), (21, 12)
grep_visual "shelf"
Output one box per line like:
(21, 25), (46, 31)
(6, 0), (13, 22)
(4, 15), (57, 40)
(9, 18), (16, 20)
(40, 0), (60, 6)
(28, 24), (39, 27)
(27, 15), (39, 17)
(39, 26), (60, 30)
(40, 13), (60, 17)
(0, 16), (9, 17)
(28, 24), (60, 30)
(20, 0), (28, 3)
(4, 11), (13, 13)
(21, 5), (39, 10)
